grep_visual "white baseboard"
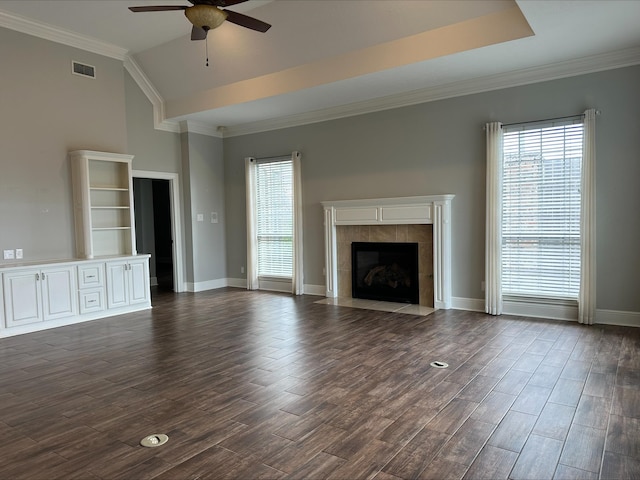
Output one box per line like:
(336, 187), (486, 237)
(179, 283), (640, 328)
(450, 296), (639, 327)
(452, 297), (484, 312)
(504, 299), (578, 322)
(596, 309), (640, 327)
(226, 277), (247, 289)
(186, 278), (228, 292)
(303, 284), (325, 296)
(258, 278), (291, 293)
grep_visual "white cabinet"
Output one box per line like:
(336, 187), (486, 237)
(70, 150), (137, 259)
(77, 262), (106, 315)
(0, 256), (150, 337)
(3, 268), (41, 326)
(3, 265), (77, 327)
(106, 258), (150, 309)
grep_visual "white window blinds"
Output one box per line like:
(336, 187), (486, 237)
(502, 119), (583, 299)
(255, 158), (293, 278)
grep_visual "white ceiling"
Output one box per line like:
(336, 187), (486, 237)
(1, 0), (640, 135)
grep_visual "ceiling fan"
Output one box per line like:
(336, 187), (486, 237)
(129, 0), (271, 41)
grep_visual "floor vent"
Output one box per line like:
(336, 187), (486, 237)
(72, 61), (96, 79)
(140, 434), (169, 448)
(430, 361), (449, 369)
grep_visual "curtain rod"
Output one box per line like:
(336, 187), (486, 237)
(501, 110), (601, 128)
(250, 153), (292, 162)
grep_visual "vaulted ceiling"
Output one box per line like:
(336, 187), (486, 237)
(1, 1), (640, 135)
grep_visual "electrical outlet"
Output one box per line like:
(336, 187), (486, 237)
(15, 248), (23, 259)
(211, 212), (218, 224)
(3, 249), (15, 260)
(240, 266), (245, 274)
(196, 213), (204, 222)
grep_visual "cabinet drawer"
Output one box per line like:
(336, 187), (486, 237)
(79, 288), (105, 314)
(78, 264), (104, 289)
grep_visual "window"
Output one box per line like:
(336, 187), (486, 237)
(255, 159), (293, 278)
(502, 119), (584, 299)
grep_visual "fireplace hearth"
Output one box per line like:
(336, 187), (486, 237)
(352, 242), (419, 304)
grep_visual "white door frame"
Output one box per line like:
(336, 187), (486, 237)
(132, 170), (185, 293)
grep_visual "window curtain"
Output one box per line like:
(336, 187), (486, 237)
(245, 157), (259, 290)
(245, 152), (303, 294)
(579, 109), (597, 324)
(292, 151), (304, 295)
(485, 122), (503, 315)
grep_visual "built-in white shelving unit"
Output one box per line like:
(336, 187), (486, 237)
(70, 150), (137, 259)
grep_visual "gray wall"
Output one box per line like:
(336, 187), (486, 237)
(0, 26), (230, 290)
(0, 28), (128, 261)
(182, 132), (227, 284)
(124, 72), (182, 174)
(124, 70), (185, 287)
(223, 65), (640, 312)
(2, 23), (638, 311)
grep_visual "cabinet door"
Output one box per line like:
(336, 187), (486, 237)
(78, 263), (104, 289)
(128, 259), (150, 305)
(106, 261), (129, 309)
(79, 288), (105, 314)
(41, 266), (77, 321)
(3, 269), (42, 327)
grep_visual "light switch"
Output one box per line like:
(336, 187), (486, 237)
(196, 213), (204, 222)
(15, 249), (23, 259)
(3, 249), (15, 260)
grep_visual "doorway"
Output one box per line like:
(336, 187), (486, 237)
(132, 171), (183, 293)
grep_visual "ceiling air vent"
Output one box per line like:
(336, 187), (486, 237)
(72, 61), (96, 79)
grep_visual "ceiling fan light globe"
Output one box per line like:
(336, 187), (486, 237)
(185, 5), (228, 30)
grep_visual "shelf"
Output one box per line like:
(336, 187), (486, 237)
(92, 229), (134, 257)
(70, 150), (136, 259)
(90, 186), (129, 192)
(90, 189), (130, 209)
(88, 160), (129, 191)
(92, 227), (131, 231)
(91, 206), (130, 210)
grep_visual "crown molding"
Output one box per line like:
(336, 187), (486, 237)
(0, 9), (128, 60)
(179, 121), (223, 138)
(222, 46), (640, 137)
(3, 7), (639, 139)
(124, 55), (180, 133)
(0, 9), (181, 135)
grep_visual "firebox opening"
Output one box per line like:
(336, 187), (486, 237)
(351, 242), (420, 304)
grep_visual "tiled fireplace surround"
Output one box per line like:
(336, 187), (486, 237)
(337, 224), (434, 307)
(321, 195), (454, 310)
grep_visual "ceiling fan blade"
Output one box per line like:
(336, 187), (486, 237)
(129, 6), (188, 12)
(189, 0), (249, 8)
(224, 10), (271, 32)
(190, 0), (249, 5)
(191, 25), (208, 40)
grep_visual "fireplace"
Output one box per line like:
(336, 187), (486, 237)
(321, 195), (454, 309)
(352, 242), (419, 304)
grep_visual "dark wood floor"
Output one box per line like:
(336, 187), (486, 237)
(1, 288), (639, 479)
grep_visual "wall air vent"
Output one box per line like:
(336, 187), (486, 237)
(72, 61), (96, 79)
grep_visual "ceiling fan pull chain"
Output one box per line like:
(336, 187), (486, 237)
(205, 36), (209, 67)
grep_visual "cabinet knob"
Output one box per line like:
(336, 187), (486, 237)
(87, 275), (96, 279)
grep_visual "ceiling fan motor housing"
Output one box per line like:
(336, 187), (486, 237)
(185, 4), (228, 30)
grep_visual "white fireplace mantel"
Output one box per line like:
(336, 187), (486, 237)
(321, 195), (454, 309)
